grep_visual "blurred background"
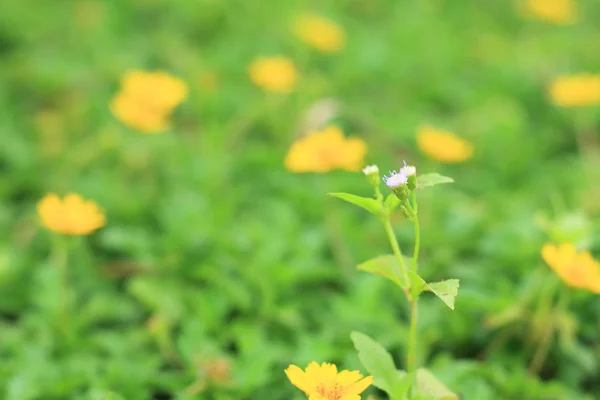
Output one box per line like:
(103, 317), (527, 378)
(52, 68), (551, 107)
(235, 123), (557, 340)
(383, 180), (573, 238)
(1, 0), (599, 399)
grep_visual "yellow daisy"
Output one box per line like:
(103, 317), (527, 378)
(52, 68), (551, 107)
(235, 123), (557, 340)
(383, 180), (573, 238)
(285, 361), (373, 400)
(248, 56), (298, 93)
(293, 13), (346, 53)
(37, 193), (105, 235)
(549, 74), (600, 107)
(285, 126), (367, 173)
(542, 243), (600, 293)
(416, 125), (474, 163)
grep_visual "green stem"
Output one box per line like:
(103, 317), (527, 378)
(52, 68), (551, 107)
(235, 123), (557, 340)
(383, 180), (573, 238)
(412, 193), (420, 272)
(52, 234), (70, 336)
(382, 218), (409, 289)
(528, 275), (560, 374)
(408, 300), (418, 374)
(408, 192), (420, 374)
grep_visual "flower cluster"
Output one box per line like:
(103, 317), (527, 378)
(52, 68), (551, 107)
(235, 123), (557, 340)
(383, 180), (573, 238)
(285, 125), (367, 173)
(542, 243), (600, 293)
(382, 161), (416, 197)
(285, 362), (372, 400)
(110, 70), (188, 133)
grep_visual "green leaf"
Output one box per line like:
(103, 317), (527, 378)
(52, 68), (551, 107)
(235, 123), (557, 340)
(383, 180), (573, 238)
(351, 332), (413, 400)
(427, 279), (460, 310)
(357, 255), (406, 288)
(328, 192), (381, 215)
(416, 368), (458, 400)
(416, 173), (454, 189)
(384, 193), (401, 213)
(408, 270), (429, 299)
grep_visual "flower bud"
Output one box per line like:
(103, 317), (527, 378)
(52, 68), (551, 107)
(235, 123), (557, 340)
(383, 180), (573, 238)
(400, 162), (417, 191)
(362, 164), (380, 188)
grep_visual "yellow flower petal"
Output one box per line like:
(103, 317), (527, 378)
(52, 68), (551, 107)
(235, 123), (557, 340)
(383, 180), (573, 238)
(417, 125), (473, 163)
(522, 0), (577, 25)
(249, 57), (298, 93)
(541, 243), (600, 293)
(345, 376), (374, 396)
(285, 365), (315, 394)
(284, 126), (367, 173)
(37, 193), (105, 236)
(549, 74), (600, 107)
(293, 13), (345, 53)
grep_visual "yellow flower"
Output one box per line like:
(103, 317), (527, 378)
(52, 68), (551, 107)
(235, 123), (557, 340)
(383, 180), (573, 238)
(416, 125), (474, 163)
(548, 74), (600, 107)
(37, 193), (105, 235)
(110, 92), (169, 133)
(110, 70), (188, 133)
(248, 57), (298, 93)
(541, 243), (600, 293)
(285, 362), (373, 400)
(285, 125), (367, 173)
(293, 13), (345, 53)
(120, 70), (188, 112)
(522, 0), (578, 25)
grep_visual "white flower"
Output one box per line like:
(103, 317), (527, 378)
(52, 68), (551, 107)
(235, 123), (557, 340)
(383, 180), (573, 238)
(382, 170), (408, 188)
(400, 164), (416, 176)
(362, 165), (379, 175)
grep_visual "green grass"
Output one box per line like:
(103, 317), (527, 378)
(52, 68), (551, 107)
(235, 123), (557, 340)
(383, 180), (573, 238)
(1, 0), (600, 399)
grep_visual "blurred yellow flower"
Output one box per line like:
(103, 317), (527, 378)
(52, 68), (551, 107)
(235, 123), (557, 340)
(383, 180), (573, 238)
(285, 361), (373, 400)
(522, 0), (578, 25)
(37, 193), (105, 235)
(293, 13), (345, 53)
(541, 243), (600, 293)
(285, 125), (367, 172)
(110, 93), (169, 133)
(110, 70), (188, 133)
(249, 57), (298, 93)
(417, 125), (474, 163)
(549, 74), (600, 107)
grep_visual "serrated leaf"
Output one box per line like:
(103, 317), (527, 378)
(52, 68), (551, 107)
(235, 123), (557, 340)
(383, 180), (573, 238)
(427, 279), (460, 310)
(416, 173), (453, 189)
(357, 255), (406, 288)
(384, 193), (401, 213)
(416, 368), (458, 400)
(351, 332), (413, 400)
(328, 193), (381, 215)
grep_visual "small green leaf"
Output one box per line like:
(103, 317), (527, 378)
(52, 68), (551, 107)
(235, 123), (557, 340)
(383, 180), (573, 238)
(329, 192), (381, 215)
(384, 193), (401, 213)
(357, 255), (406, 288)
(427, 279), (460, 310)
(351, 332), (413, 400)
(408, 271), (429, 299)
(416, 173), (454, 189)
(416, 368), (458, 400)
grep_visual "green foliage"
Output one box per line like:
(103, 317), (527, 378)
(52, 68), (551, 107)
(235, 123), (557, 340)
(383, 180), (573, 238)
(351, 331), (413, 400)
(409, 271), (460, 310)
(1, 0), (599, 398)
(358, 255), (407, 288)
(416, 174), (454, 190)
(329, 192), (382, 216)
(416, 368), (459, 400)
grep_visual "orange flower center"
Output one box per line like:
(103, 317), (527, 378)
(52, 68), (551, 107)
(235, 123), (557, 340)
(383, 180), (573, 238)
(316, 382), (343, 399)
